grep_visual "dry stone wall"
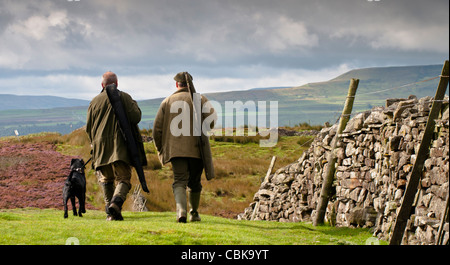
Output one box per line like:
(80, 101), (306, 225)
(239, 95), (449, 245)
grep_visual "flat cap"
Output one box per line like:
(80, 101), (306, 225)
(174, 72), (193, 83)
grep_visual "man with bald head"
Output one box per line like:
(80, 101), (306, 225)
(86, 71), (142, 221)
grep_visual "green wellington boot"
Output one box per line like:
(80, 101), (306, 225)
(173, 186), (187, 223)
(189, 192), (202, 222)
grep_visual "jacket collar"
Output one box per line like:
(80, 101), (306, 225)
(173, 87), (189, 95)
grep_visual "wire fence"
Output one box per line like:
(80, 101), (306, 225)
(327, 74), (449, 123)
(289, 74), (449, 154)
(357, 75), (444, 96)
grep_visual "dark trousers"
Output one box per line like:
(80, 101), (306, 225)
(170, 157), (203, 192)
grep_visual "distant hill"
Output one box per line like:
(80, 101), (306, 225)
(0, 94), (89, 111)
(270, 64), (445, 124)
(139, 64), (445, 128)
(0, 64), (447, 137)
(248, 86), (293, 91)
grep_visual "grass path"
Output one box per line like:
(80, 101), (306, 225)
(0, 208), (383, 245)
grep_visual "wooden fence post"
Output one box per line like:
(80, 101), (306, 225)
(389, 60), (449, 245)
(251, 156), (277, 220)
(313, 78), (359, 226)
(436, 192), (449, 245)
(263, 156), (277, 184)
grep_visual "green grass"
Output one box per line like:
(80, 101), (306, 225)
(0, 208), (383, 245)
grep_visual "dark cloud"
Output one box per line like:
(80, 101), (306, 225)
(0, 0), (448, 99)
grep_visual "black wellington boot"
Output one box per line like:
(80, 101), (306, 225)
(108, 196), (124, 221)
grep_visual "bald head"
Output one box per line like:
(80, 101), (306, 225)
(102, 71), (118, 88)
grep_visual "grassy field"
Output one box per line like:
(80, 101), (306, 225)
(0, 208), (381, 245)
(0, 127), (389, 246)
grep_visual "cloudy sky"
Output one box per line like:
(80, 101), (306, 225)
(0, 0), (448, 100)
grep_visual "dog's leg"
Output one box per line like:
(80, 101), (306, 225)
(63, 196), (68, 218)
(80, 190), (86, 214)
(77, 195), (84, 217)
(71, 197), (78, 216)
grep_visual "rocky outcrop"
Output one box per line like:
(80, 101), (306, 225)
(239, 95), (449, 245)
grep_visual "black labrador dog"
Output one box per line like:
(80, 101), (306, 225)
(63, 158), (87, 218)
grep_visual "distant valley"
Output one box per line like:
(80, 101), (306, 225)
(0, 94), (89, 111)
(0, 64), (446, 137)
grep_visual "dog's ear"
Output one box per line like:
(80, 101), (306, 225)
(71, 159), (77, 166)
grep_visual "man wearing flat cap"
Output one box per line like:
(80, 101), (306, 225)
(153, 72), (216, 223)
